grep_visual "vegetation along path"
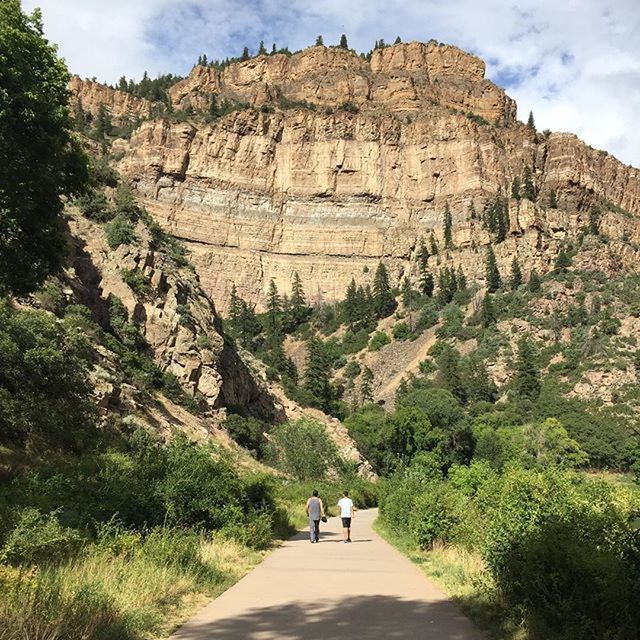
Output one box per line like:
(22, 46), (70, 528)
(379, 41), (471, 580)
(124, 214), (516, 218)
(169, 509), (484, 639)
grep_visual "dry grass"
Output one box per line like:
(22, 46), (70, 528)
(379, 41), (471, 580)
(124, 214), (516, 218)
(0, 535), (265, 640)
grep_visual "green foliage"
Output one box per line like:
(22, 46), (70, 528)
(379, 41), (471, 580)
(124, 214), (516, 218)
(522, 166), (536, 201)
(105, 214), (137, 249)
(121, 268), (151, 296)
(373, 262), (397, 318)
(392, 322), (412, 341)
(224, 414), (265, 455)
(443, 203), (453, 248)
(264, 418), (341, 480)
(526, 110), (536, 131)
(485, 246), (502, 292)
(0, 508), (83, 565)
(510, 256), (523, 290)
(339, 34), (349, 49)
(369, 330), (390, 351)
(484, 197), (509, 242)
(512, 335), (541, 401)
(0, 0), (88, 294)
(0, 302), (96, 452)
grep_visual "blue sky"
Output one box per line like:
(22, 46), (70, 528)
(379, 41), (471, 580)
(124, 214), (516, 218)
(24, 0), (640, 168)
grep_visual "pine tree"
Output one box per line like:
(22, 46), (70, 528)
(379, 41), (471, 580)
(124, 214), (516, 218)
(373, 262), (396, 318)
(549, 189), (558, 208)
(418, 239), (430, 270)
(420, 268), (435, 297)
(202, 54), (208, 66)
(468, 201), (477, 220)
(511, 176), (521, 200)
(437, 346), (467, 404)
(241, 46), (250, 61)
(93, 104), (112, 140)
(271, 43), (277, 54)
(117, 76), (128, 91)
(528, 269), (542, 293)
(456, 265), (467, 291)
(513, 335), (541, 401)
(485, 246), (501, 292)
(229, 284), (241, 323)
(522, 166), (536, 201)
(479, 293), (496, 327)
(555, 249), (572, 272)
(527, 110), (536, 131)
(315, 35), (324, 46)
(237, 300), (261, 349)
(258, 40), (267, 56)
(360, 366), (374, 404)
(74, 98), (87, 132)
(305, 336), (332, 407)
(290, 271), (309, 325)
(339, 34), (349, 49)
(589, 206), (600, 235)
(510, 256), (523, 290)
(265, 279), (282, 338)
(464, 355), (498, 403)
(344, 278), (358, 328)
(429, 233), (439, 256)
(443, 202), (453, 248)
(401, 277), (413, 309)
(394, 36), (402, 44)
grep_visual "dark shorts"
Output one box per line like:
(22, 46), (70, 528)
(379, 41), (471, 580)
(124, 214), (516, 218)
(341, 517), (352, 528)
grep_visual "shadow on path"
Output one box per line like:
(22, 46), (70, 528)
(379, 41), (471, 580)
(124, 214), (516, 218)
(173, 595), (479, 639)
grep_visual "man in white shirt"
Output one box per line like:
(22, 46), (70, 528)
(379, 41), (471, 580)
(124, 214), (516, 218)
(337, 490), (354, 543)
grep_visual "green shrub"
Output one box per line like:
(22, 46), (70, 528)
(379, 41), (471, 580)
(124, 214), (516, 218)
(1, 508), (84, 565)
(223, 414), (265, 454)
(105, 214), (136, 248)
(121, 268), (151, 296)
(392, 322), (411, 340)
(410, 484), (462, 549)
(344, 360), (362, 379)
(77, 189), (113, 222)
(369, 331), (390, 351)
(264, 418), (341, 480)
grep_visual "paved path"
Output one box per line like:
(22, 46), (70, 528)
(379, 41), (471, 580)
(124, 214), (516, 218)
(170, 509), (485, 639)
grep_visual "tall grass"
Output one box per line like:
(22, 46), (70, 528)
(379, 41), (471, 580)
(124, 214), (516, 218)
(0, 533), (262, 640)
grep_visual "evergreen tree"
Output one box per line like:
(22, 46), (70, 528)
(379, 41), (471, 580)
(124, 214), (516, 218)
(456, 265), (467, 291)
(443, 202), (453, 248)
(362, 285), (376, 329)
(305, 336), (332, 408)
(360, 366), (374, 404)
(271, 43), (277, 54)
(229, 284), (241, 323)
(522, 166), (536, 201)
(510, 256), (523, 290)
(93, 104), (112, 140)
(208, 93), (220, 119)
(527, 110), (536, 131)
(202, 54), (208, 66)
(264, 279), (282, 338)
(555, 249), (572, 272)
(117, 76), (128, 91)
(511, 176), (521, 201)
(74, 98), (87, 132)
(468, 201), (477, 220)
(463, 354), (498, 403)
(479, 293), (496, 327)
(258, 40), (267, 55)
(528, 269), (542, 293)
(394, 36), (402, 44)
(237, 300), (261, 349)
(401, 277), (413, 309)
(429, 233), (439, 256)
(290, 271), (309, 325)
(241, 46), (250, 61)
(339, 34), (349, 49)
(485, 246), (502, 292)
(315, 35), (324, 46)
(420, 267), (435, 297)
(437, 346), (467, 404)
(418, 238), (430, 270)
(513, 335), (541, 401)
(344, 278), (359, 328)
(373, 262), (396, 318)
(549, 189), (558, 208)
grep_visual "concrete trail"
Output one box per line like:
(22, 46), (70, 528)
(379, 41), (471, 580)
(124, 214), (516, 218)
(169, 508), (485, 639)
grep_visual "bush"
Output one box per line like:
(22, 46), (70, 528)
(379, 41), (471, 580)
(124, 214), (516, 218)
(121, 268), (151, 296)
(1, 508), (84, 565)
(105, 214), (136, 248)
(410, 484), (462, 549)
(264, 418), (341, 480)
(392, 322), (411, 341)
(369, 331), (390, 351)
(224, 414), (265, 454)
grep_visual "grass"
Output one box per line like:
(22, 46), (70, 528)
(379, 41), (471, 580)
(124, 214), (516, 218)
(373, 519), (525, 640)
(0, 534), (264, 640)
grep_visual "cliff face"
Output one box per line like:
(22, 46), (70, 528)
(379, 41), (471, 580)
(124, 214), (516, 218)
(69, 76), (152, 123)
(78, 41), (639, 312)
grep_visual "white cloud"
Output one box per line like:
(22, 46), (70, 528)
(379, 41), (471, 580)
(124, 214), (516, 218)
(22, 0), (640, 167)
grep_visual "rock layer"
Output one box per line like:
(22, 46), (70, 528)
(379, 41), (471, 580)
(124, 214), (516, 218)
(73, 41), (640, 313)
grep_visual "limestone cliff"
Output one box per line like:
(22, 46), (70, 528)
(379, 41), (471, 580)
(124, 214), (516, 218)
(74, 41), (640, 313)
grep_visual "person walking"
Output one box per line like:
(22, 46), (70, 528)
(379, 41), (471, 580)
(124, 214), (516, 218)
(305, 490), (325, 543)
(338, 490), (354, 543)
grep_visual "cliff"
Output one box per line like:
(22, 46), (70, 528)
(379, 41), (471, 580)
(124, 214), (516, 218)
(72, 41), (640, 314)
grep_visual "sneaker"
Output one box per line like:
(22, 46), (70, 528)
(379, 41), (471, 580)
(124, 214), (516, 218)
(347, 539), (352, 543)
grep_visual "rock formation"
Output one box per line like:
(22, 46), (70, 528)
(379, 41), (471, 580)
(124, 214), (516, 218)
(72, 41), (640, 315)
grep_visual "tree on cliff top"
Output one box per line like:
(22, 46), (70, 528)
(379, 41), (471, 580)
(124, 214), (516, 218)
(0, 0), (88, 295)
(339, 34), (349, 49)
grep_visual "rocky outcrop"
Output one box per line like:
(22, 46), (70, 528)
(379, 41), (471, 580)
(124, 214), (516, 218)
(69, 76), (152, 123)
(71, 41), (639, 313)
(66, 210), (279, 420)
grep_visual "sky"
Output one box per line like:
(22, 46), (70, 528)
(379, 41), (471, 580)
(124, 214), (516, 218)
(23, 0), (640, 168)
